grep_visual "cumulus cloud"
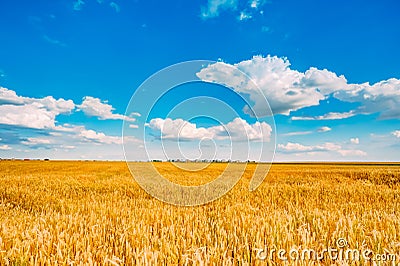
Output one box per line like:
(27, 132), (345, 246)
(317, 126), (332, 132)
(78, 96), (135, 122)
(278, 141), (366, 157)
(278, 142), (315, 152)
(197, 55), (344, 116)
(0, 87), (75, 129)
(0, 104), (58, 129)
(0, 87), (74, 113)
(0, 87), (24, 105)
(220, 118), (272, 141)
(197, 55), (400, 120)
(148, 118), (213, 140)
(0, 145), (11, 150)
(77, 127), (139, 145)
(200, 0), (238, 19)
(0, 87), (143, 159)
(79, 129), (122, 145)
(301, 67), (348, 94)
(147, 117), (272, 142)
(334, 78), (400, 119)
(278, 142), (341, 153)
(350, 137), (359, 144)
(392, 130), (400, 138)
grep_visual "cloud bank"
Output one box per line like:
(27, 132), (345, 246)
(278, 142), (367, 157)
(78, 96), (135, 122)
(146, 117), (272, 142)
(0, 87), (74, 129)
(0, 87), (138, 159)
(197, 55), (400, 120)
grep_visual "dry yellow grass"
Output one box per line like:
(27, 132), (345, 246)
(0, 161), (400, 265)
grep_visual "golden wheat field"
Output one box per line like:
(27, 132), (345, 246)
(0, 160), (400, 265)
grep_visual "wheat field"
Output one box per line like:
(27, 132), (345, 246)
(0, 161), (399, 265)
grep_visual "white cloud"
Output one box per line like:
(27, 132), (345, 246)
(60, 145), (76, 150)
(73, 0), (121, 13)
(238, 11), (252, 21)
(129, 124), (139, 129)
(73, 0), (85, 11)
(292, 111), (356, 121)
(0, 87), (74, 113)
(78, 96), (135, 122)
(79, 129), (122, 145)
(219, 117), (272, 141)
(0, 87), (24, 105)
(278, 142), (315, 152)
(0, 87), (75, 129)
(38, 96), (75, 114)
(392, 130), (400, 138)
(147, 118), (213, 140)
(147, 117), (272, 142)
(0, 104), (57, 129)
(249, 0), (268, 9)
(77, 127), (139, 146)
(301, 67), (348, 94)
(110, 2), (120, 12)
(282, 131), (313, 136)
(131, 112), (141, 117)
(0, 145), (11, 150)
(317, 126), (332, 132)
(278, 141), (366, 157)
(200, 0), (238, 19)
(334, 79), (400, 119)
(337, 149), (366, 157)
(350, 137), (359, 144)
(0, 87), (144, 159)
(22, 138), (52, 146)
(250, 0), (259, 8)
(197, 56), (341, 115)
(197, 55), (400, 120)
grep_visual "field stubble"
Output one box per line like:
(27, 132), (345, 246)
(0, 161), (400, 265)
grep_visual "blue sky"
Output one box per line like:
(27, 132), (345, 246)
(0, 0), (399, 161)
